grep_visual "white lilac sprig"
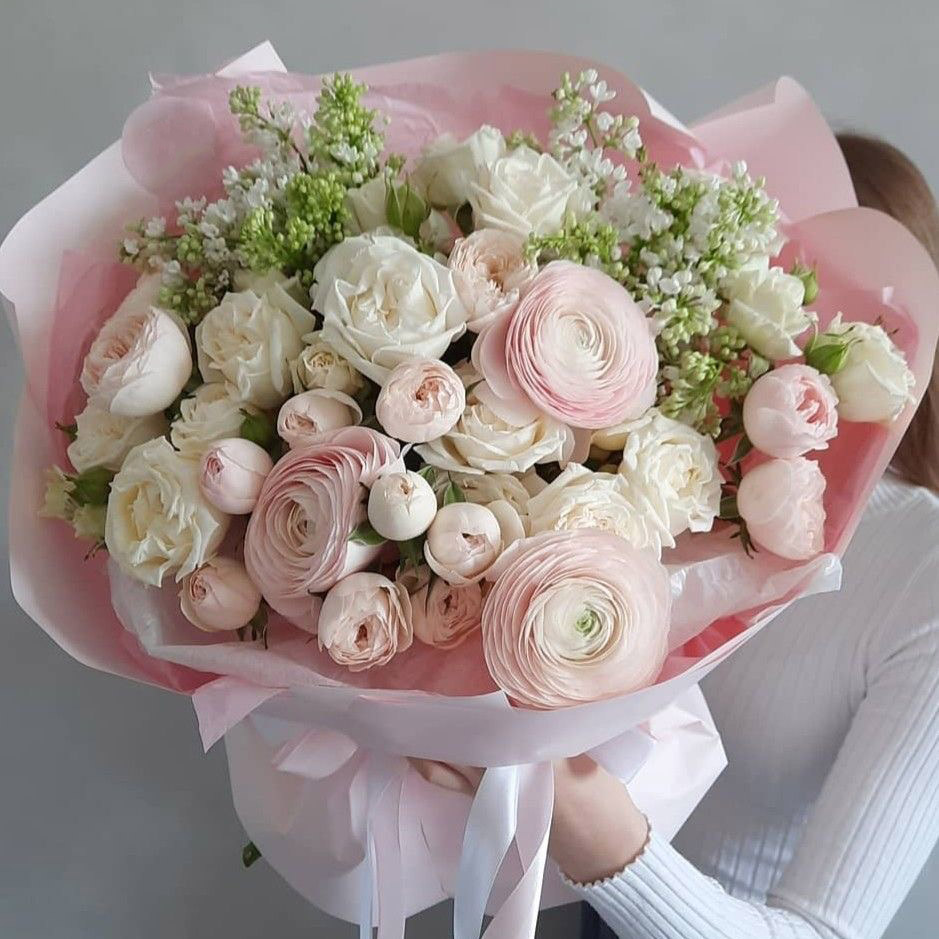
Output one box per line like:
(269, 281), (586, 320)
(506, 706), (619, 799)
(120, 75), (389, 323)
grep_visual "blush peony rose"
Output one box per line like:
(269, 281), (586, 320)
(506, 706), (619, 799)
(448, 229), (537, 332)
(424, 502), (503, 585)
(743, 364), (839, 459)
(80, 274), (193, 418)
(106, 437), (229, 586)
(408, 569), (484, 650)
(276, 390), (362, 449)
(318, 572), (413, 671)
(199, 437), (273, 515)
(736, 457), (827, 560)
(375, 360), (465, 443)
(481, 530), (671, 709)
(473, 261), (658, 429)
(179, 557), (262, 632)
(243, 427), (402, 632)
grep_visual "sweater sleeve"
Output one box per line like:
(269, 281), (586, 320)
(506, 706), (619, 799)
(572, 560), (939, 939)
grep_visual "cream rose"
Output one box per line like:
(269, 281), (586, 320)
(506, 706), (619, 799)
(448, 229), (538, 332)
(617, 409), (722, 538)
(345, 175), (389, 233)
(415, 380), (574, 475)
(80, 273), (193, 417)
(290, 331), (366, 397)
(105, 437), (229, 587)
(67, 402), (167, 473)
(170, 382), (259, 457)
(447, 471), (535, 515)
(481, 531), (671, 709)
(469, 145), (580, 238)
(737, 457), (827, 561)
(526, 463), (673, 558)
(196, 274), (314, 408)
(313, 233), (468, 385)
(318, 572), (413, 671)
(819, 315), (915, 423)
(411, 125), (506, 209)
(722, 259), (814, 360)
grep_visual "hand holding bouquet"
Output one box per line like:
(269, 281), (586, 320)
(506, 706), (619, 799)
(5, 44), (938, 938)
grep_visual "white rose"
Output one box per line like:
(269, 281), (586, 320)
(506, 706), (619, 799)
(447, 471), (534, 515)
(469, 146), (580, 238)
(290, 331), (366, 397)
(722, 258), (814, 360)
(80, 273), (193, 417)
(415, 380), (574, 475)
(105, 437), (230, 587)
(313, 233), (467, 385)
(170, 382), (259, 457)
(618, 409), (722, 538)
(67, 402), (168, 473)
(411, 126), (506, 209)
(346, 175), (389, 233)
(526, 463), (672, 558)
(196, 274), (314, 408)
(822, 314), (915, 423)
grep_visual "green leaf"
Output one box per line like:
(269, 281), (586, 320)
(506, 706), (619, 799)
(240, 410), (276, 450)
(417, 465), (437, 486)
(397, 536), (425, 569)
(70, 466), (115, 507)
(349, 521), (387, 546)
(55, 421), (78, 442)
(727, 435), (753, 465)
(443, 481), (466, 505)
(242, 841), (262, 868)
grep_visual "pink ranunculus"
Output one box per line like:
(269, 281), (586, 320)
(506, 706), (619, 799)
(472, 261), (658, 429)
(179, 556), (262, 632)
(448, 229), (537, 332)
(375, 360), (465, 443)
(318, 572), (413, 671)
(743, 364), (839, 459)
(481, 530), (671, 709)
(737, 457), (827, 561)
(243, 426), (402, 632)
(199, 437), (274, 515)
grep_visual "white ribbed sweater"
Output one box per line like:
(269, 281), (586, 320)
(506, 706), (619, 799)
(575, 474), (939, 939)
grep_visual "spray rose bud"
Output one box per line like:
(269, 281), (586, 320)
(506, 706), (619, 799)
(424, 502), (502, 585)
(367, 471), (438, 541)
(179, 557), (262, 632)
(199, 438), (274, 514)
(277, 390), (362, 449)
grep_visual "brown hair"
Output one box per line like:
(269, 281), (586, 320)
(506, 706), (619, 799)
(836, 132), (939, 493)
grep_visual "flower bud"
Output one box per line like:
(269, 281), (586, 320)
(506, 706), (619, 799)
(790, 262), (820, 305)
(179, 557), (262, 632)
(424, 501), (502, 585)
(367, 471), (438, 541)
(199, 437), (274, 514)
(277, 390), (362, 449)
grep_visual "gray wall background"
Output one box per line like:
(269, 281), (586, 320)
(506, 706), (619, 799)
(1, 1), (937, 936)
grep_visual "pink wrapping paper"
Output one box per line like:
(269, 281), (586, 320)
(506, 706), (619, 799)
(4, 42), (939, 935)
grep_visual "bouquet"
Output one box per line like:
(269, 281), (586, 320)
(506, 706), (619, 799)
(4, 43), (938, 938)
